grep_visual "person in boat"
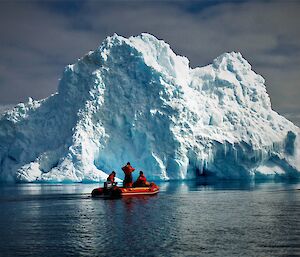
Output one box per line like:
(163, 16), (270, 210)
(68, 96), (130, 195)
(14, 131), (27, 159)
(107, 171), (116, 183)
(133, 171), (150, 187)
(122, 162), (135, 187)
(104, 171), (117, 189)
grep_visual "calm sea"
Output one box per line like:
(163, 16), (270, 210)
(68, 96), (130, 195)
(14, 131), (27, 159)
(0, 180), (299, 257)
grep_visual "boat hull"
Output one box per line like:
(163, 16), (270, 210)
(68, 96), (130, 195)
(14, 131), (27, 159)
(91, 184), (159, 198)
(120, 186), (159, 196)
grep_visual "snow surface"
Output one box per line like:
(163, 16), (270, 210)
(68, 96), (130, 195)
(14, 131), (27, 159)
(0, 33), (299, 182)
(0, 105), (13, 115)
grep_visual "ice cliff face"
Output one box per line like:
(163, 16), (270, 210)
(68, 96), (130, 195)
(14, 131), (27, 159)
(0, 33), (299, 182)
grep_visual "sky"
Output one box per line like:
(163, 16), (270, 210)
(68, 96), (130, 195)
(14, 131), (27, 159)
(0, 0), (299, 125)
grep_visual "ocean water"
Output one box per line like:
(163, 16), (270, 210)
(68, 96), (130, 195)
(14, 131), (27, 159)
(0, 180), (299, 257)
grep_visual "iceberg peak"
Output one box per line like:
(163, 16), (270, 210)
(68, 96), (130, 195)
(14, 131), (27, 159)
(213, 51), (251, 72)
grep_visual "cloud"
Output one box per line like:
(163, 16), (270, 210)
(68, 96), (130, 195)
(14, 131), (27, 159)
(0, 0), (299, 120)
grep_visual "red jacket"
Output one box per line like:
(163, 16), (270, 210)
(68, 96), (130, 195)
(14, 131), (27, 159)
(137, 174), (147, 183)
(122, 165), (135, 175)
(107, 173), (115, 182)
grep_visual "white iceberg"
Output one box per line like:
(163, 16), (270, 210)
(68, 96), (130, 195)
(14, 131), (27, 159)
(0, 33), (299, 182)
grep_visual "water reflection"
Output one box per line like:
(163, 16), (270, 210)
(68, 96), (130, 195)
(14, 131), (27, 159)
(157, 178), (300, 194)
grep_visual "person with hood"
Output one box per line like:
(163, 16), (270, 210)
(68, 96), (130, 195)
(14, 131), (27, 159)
(104, 171), (116, 189)
(134, 171), (150, 187)
(107, 171), (116, 183)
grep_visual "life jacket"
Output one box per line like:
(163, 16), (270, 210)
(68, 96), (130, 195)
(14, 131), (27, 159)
(122, 165), (135, 175)
(107, 173), (115, 183)
(137, 174), (147, 183)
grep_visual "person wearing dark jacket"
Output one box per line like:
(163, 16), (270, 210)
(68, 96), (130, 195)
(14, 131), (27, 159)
(122, 162), (135, 187)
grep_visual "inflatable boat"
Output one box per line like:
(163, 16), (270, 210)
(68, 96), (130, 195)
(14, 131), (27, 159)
(91, 182), (159, 199)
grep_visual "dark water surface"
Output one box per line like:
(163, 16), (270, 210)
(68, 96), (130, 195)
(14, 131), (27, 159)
(0, 180), (299, 257)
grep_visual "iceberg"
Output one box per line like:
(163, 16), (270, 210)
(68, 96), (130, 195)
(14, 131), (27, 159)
(0, 33), (299, 182)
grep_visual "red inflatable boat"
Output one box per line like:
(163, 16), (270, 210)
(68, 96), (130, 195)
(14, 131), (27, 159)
(91, 182), (159, 199)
